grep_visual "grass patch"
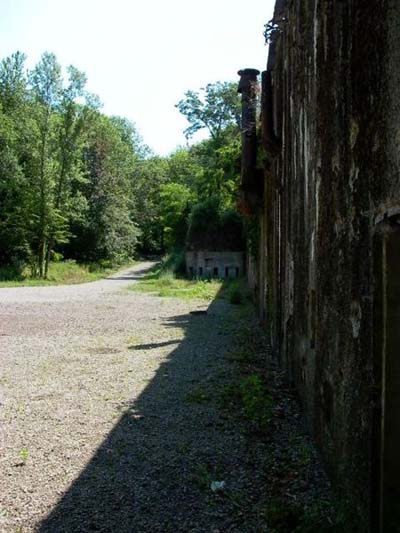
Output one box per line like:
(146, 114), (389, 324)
(185, 388), (211, 404)
(130, 252), (252, 303)
(129, 262), (223, 301)
(130, 273), (223, 301)
(0, 260), (132, 287)
(259, 497), (348, 532)
(219, 278), (253, 305)
(220, 373), (273, 432)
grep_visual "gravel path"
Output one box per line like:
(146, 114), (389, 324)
(0, 262), (334, 532)
(0, 262), (258, 532)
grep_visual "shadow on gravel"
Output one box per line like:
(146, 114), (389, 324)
(129, 339), (181, 351)
(38, 294), (246, 533)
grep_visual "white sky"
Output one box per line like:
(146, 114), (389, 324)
(0, 0), (275, 155)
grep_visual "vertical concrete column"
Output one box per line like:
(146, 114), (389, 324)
(237, 68), (260, 208)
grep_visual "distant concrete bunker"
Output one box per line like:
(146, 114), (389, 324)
(185, 251), (244, 279)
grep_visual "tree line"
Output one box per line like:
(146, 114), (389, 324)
(0, 51), (243, 278)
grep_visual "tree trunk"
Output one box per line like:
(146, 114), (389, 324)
(44, 240), (53, 279)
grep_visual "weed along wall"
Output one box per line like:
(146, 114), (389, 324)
(238, 1), (400, 530)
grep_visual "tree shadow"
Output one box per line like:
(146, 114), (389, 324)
(128, 339), (181, 351)
(38, 294), (246, 532)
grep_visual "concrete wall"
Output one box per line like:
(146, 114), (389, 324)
(185, 251), (244, 279)
(239, 1), (400, 529)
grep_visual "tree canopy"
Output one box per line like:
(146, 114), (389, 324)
(0, 51), (244, 277)
(176, 81), (241, 144)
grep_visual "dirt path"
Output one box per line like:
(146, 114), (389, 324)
(0, 262), (259, 532)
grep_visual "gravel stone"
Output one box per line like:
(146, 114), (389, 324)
(0, 262), (253, 532)
(0, 262), (333, 532)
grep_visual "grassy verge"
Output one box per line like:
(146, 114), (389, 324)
(129, 269), (223, 300)
(128, 254), (252, 302)
(0, 260), (134, 287)
(219, 319), (350, 532)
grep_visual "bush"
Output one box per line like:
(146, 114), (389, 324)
(186, 196), (244, 251)
(220, 373), (273, 432)
(240, 374), (273, 430)
(228, 283), (242, 304)
(0, 265), (24, 281)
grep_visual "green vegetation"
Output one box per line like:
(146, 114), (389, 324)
(260, 497), (349, 532)
(130, 252), (251, 302)
(19, 447), (29, 465)
(220, 373), (273, 432)
(0, 260), (122, 287)
(0, 51), (244, 280)
(130, 270), (223, 301)
(186, 196), (244, 252)
(185, 388), (211, 404)
(0, 51), (142, 278)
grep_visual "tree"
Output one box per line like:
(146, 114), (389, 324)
(130, 155), (168, 253)
(0, 51), (27, 113)
(174, 81), (244, 254)
(176, 81), (241, 144)
(159, 182), (194, 249)
(0, 104), (27, 266)
(28, 52), (63, 277)
(187, 196), (244, 251)
(0, 52), (35, 268)
(70, 113), (140, 264)
(0, 51), (152, 273)
(166, 147), (202, 190)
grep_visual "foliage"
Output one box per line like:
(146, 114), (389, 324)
(160, 249), (187, 275)
(244, 215), (260, 260)
(159, 182), (194, 249)
(227, 279), (244, 304)
(19, 447), (29, 464)
(0, 49), (245, 276)
(130, 272), (223, 301)
(131, 155), (168, 253)
(0, 260), (123, 287)
(0, 51), (146, 276)
(187, 196), (244, 251)
(220, 373), (273, 432)
(67, 113), (140, 264)
(263, 497), (349, 533)
(240, 374), (273, 430)
(176, 81), (241, 144)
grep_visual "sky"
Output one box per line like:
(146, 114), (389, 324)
(0, 0), (275, 155)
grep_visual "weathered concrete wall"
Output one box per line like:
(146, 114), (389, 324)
(185, 251), (244, 279)
(239, 1), (400, 530)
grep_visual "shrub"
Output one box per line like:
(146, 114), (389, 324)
(228, 283), (242, 304)
(186, 196), (244, 251)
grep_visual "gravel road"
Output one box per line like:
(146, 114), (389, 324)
(0, 262), (262, 532)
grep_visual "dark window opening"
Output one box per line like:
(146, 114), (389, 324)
(213, 267), (218, 277)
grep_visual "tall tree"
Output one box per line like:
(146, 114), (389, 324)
(159, 182), (194, 249)
(176, 81), (241, 145)
(71, 113), (140, 264)
(0, 52), (33, 267)
(130, 155), (168, 253)
(29, 52), (63, 276)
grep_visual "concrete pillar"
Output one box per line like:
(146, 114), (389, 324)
(237, 68), (261, 211)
